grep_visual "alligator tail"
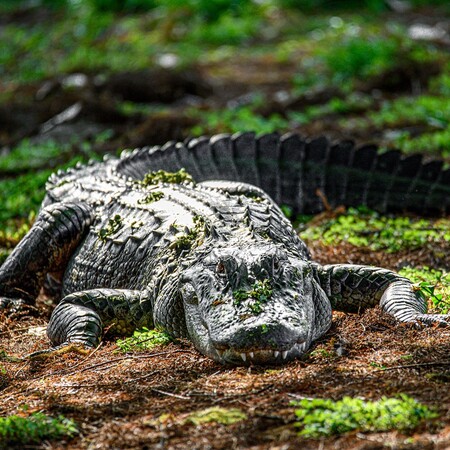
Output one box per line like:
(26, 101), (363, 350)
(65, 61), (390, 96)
(116, 132), (450, 215)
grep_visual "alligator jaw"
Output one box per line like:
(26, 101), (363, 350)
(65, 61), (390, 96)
(214, 341), (310, 365)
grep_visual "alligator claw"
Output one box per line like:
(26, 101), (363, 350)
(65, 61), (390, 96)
(26, 342), (91, 360)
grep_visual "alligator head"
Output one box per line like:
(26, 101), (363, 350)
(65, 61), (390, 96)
(178, 237), (332, 365)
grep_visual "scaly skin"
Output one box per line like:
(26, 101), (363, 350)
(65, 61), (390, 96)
(0, 133), (449, 365)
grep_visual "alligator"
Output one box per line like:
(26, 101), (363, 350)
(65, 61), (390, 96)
(0, 132), (449, 365)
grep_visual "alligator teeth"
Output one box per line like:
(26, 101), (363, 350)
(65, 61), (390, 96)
(249, 352), (254, 359)
(281, 350), (288, 359)
(240, 353), (247, 362)
(274, 351), (280, 358)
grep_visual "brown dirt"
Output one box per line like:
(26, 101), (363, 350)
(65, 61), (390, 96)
(1, 240), (449, 450)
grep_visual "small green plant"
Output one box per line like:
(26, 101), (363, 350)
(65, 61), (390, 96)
(98, 215), (123, 241)
(140, 169), (194, 187)
(233, 279), (273, 314)
(399, 266), (450, 314)
(322, 36), (398, 82)
(0, 412), (78, 445)
(292, 395), (437, 438)
(116, 327), (172, 352)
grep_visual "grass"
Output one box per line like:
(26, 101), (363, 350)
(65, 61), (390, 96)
(0, 412), (78, 445)
(299, 207), (450, 253)
(292, 395), (437, 438)
(116, 327), (172, 352)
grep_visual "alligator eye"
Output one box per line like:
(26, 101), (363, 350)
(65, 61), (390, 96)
(216, 262), (226, 275)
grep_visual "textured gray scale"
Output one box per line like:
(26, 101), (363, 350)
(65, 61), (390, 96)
(366, 150), (401, 212)
(256, 133), (281, 204)
(158, 141), (184, 173)
(345, 145), (378, 207)
(210, 134), (239, 181)
(188, 137), (220, 180)
(175, 142), (202, 180)
(279, 133), (305, 211)
(325, 140), (354, 209)
(386, 154), (423, 211)
(302, 136), (329, 213)
(232, 132), (259, 186)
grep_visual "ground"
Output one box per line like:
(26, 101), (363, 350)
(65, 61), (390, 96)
(0, 1), (449, 448)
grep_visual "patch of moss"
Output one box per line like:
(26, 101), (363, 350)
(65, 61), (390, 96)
(185, 407), (247, 426)
(233, 279), (273, 315)
(138, 191), (164, 204)
(173, 215), (206, 255)
(98, 215), (123, 242)
(140, 169), (194, 187)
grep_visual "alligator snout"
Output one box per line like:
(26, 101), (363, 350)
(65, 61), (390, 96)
(210, 321), (310, 364)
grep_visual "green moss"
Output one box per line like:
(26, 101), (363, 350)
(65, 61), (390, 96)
(292, 395), (437, 438)
(185, 407), (247, 426)
(98, 215), (123, 242)
(138, 191), (164, 204)
(233, 279), (273, 315)
(116, 327), (172, 352)
(140, 169), (194, 187)
(0, 412), (78, 445)
(173, 215), (206, 254)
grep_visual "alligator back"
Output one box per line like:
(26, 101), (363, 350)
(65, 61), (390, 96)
(114, 132), (450, 215)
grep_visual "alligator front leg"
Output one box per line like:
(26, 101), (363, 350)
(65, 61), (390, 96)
(39, 288), (154, 354)
(314, 264), (449, 326)
(0, 202), (93, 309)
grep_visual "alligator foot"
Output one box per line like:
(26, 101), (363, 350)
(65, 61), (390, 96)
(413, 313), (450, 328)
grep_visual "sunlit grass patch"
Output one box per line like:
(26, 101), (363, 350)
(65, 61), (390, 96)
(116, 327), (173, 352)
(292, 395), (437, 438)
(299, 208), (450, 253)
(0, 412), (78, 445)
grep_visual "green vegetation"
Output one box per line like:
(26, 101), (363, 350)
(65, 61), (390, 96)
(138, 191), (165, 204)
(0, 412), (78, 445)
(116, 327), (172, 352)
(233, 279), (273, 314)
(0, 171), (51, 223)
(292, 395), (437, 438)
(185, 407), (247, 426)
(173, 215), (206, 254)
(189, 103), (289, 136)
(140, 169), (194, 186)
(98, 214), (123, 241)
(299, 207), (450, 253)
(399, 266), (450, 314)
